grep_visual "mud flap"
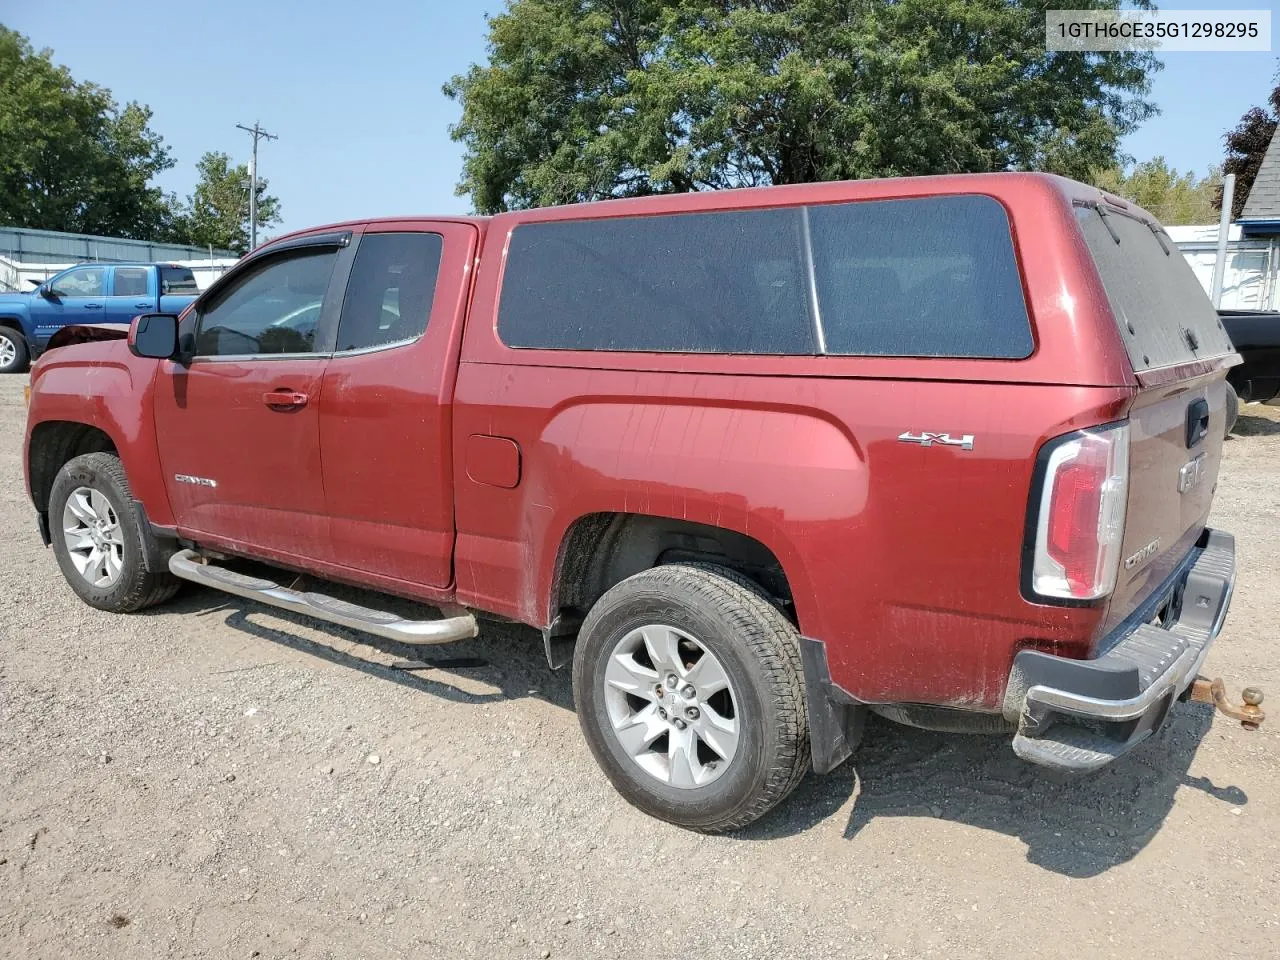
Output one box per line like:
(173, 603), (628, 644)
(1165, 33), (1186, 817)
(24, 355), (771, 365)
(542, 611), (582, 670)
(129, 499), (179, 574)
(799, 636), (864, 774)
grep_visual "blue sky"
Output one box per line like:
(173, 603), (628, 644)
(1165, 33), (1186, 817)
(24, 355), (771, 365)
(3, 1), (1278, 234)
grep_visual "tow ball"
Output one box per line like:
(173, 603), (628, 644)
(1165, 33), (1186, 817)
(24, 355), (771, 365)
(1188, 677), (1265, 731)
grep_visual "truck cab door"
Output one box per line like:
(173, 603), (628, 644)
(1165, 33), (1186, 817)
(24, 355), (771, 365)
(103, 265), (157, 323)
(33, 265), (107, 348)
(151, 232), (357, 563)
(317, 221), (477, 590)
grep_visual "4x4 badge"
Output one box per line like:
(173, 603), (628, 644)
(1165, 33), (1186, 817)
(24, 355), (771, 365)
(898, 431), (975, 451)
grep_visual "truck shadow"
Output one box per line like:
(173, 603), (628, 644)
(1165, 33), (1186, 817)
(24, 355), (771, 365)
(748, 709), (1245, 878)
(1231, 412), (1280, 436)
(154, 588), (1244, 878)
(153, 588), (575, 710)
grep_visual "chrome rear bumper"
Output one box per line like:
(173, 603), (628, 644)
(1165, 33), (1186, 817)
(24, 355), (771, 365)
(1004, 528), (1235, 772)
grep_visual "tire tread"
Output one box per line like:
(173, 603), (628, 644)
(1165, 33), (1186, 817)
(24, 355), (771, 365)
(51, 452), (180, 613)
(576, 562), (811, 833)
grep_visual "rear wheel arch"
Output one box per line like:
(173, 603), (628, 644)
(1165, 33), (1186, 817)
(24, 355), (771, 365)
(547, 513), (860, 779)
(549, 512), (800, 627)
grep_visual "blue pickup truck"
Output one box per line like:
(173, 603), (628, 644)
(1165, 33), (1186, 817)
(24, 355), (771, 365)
(0, 262), (200, 373)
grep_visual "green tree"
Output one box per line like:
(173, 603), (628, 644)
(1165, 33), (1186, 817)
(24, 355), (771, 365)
(171, 151), (282, 255)
(0, 26), (177, 238)
(1092, 158), (1221, 225)
(445, 0), (1158, 214)
(1220, 76), (1280, 218)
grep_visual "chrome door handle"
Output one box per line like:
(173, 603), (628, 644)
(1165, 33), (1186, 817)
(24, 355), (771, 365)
(263, 390), (309, 410)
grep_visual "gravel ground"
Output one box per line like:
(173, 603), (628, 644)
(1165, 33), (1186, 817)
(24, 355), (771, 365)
(2, 373), (1278, 960)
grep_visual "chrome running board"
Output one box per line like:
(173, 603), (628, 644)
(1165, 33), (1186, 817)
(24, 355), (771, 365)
(168, 549), (478, 645)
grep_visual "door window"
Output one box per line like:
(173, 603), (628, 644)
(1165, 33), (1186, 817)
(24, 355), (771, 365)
(194, 249), (337, 357)
(112, 267), (150, 297)
(50, 266), (106, 298)
(160, 266), (199, 295)
(334, 233), (443, 352)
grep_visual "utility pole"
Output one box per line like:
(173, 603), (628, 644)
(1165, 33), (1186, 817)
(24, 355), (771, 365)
(1211, 173), (1236, 309)
(235, 122), (278, 251)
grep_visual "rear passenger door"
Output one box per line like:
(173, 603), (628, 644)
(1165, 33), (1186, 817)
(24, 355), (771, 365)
(318, 222), (478, 590)
(104, 266), (156, 323)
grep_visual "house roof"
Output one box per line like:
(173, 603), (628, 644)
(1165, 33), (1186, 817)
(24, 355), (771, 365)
(1240, 125), (1280, 221)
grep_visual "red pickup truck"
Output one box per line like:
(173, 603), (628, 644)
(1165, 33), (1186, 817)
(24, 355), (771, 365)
(24, 173), (1255, 832)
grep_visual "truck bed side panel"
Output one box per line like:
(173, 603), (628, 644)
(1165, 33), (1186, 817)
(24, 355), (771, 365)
(452, 365), (1128, 709)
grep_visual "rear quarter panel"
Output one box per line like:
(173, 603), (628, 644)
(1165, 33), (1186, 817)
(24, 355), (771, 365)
(452, 366), (1129, 707)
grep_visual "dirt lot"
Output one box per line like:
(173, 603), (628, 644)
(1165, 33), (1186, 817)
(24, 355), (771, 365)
(2, 373), (1278, 960)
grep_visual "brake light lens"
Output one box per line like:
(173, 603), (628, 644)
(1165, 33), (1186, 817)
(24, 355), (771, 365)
(1030, 422), (1130, 600)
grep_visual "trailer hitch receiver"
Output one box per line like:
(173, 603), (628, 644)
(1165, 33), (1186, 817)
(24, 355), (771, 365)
(1188, 677), (1265, 731)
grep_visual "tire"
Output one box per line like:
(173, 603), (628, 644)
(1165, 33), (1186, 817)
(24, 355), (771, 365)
(1225, 381), (1240, 437)
(572, 563), (810, 832)
(48, 452), (181, 612)
(678, 560), (777, 606)
(0, 326), (29, 374)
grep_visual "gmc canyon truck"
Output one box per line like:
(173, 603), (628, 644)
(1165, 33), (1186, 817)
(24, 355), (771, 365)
(0, 262), (199, 374)
(24, 174), (1264, 832)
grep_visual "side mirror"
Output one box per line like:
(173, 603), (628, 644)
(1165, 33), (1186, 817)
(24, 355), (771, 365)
(129, 313), (180, 360)
(37, 283), (55, 299)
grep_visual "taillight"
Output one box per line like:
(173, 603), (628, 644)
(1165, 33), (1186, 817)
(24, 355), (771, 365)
(1029, 422), (1130, 601)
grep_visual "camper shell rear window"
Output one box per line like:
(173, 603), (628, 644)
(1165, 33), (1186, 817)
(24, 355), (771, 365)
(1075, 204), (1234, 370)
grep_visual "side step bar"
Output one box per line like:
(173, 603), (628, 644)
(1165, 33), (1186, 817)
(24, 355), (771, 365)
(168, 549), (478, 646)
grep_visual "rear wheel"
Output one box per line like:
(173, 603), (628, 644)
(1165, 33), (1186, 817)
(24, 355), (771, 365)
(572, 563), (810, 832)
(0, 327), (28, 374)
(1225, 381), (1240, 437)
(48, 453), (180, 612)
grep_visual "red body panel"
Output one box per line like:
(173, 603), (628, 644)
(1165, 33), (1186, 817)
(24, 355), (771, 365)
(25, 342), (175, 527)
(29, 173), (1209, 711)
(318, 220), (479, 590)
(450, 366), (1130, 706)
(154, 356), (331, 559)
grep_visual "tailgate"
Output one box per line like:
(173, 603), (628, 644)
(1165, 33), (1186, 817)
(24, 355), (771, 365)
(1104, 373), (1227, 632)
(1074, 202), (1238, 634)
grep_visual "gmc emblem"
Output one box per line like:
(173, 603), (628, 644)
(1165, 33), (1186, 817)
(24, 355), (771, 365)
(1178, 453), (1207, 494)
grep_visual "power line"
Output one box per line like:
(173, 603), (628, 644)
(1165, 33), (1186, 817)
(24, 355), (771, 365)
(235, 122), (278, 251)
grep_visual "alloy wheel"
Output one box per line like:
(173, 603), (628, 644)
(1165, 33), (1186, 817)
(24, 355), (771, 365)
(62, 486), (125, 588)
(602, 623), (741, 788)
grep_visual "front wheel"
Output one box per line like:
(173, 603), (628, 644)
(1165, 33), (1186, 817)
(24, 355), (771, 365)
(48, 452), (180, 612)
(572, 564), (810, 832)
(0, 327), (29, 374)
